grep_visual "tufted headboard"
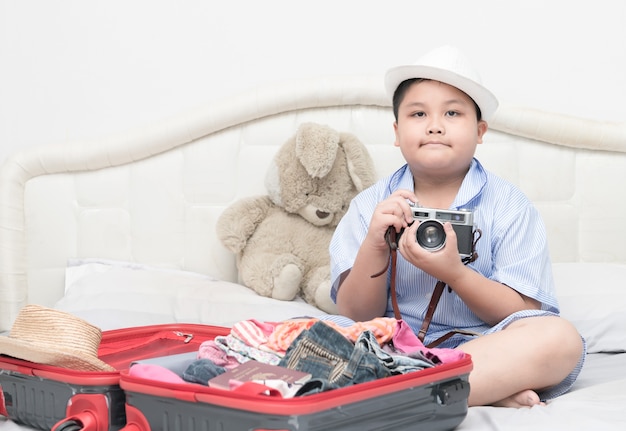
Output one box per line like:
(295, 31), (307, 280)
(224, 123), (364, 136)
(1, 75), (625, 331)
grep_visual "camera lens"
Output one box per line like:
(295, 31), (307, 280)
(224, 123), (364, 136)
(416, 220), (446, 252)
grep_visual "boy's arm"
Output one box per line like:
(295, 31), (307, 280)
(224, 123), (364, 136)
(335, 238), (391, 321)
(336, 189), (418, 321)
(399, 222), (541, 326)
(445, 264), (541, 325)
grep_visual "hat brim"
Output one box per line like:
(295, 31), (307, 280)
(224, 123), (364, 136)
(0, 337), (115, 372)
(384, 65), (499, 121)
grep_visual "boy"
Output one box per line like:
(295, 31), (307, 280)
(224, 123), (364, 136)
(329, 46), (585, 407)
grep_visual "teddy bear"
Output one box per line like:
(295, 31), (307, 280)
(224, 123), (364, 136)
(216, 122), (376, 313)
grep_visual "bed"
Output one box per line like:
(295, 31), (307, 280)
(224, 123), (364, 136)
(1, 74), (626, 430)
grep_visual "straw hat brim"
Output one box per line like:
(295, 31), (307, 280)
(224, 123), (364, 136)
(0, 337), (115, 372)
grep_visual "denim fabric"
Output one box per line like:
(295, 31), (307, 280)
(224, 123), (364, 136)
(355, 330), (435, 374)
(182, 359), (225, 385)
(278, 321), (391, 395)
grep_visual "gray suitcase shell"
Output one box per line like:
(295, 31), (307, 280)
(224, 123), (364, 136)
(119, 352), (472, 431)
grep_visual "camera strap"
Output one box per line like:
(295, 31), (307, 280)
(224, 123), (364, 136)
(373, 226), (482, 348)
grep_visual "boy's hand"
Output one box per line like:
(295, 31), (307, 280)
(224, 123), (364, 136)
(398, 221), (466, 282)
(365, 190), (417, 251)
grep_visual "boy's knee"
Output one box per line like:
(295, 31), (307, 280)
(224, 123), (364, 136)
(511, 315), (583, 357)
(535, 316), (584, 365)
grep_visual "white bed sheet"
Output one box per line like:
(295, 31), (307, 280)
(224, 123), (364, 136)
(3, 260), (626, 430)
(2, 352), (624, 431)
(461, 352), (626, 430)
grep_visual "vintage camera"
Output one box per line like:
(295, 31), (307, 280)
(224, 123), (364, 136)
(409, 206), (475, 258)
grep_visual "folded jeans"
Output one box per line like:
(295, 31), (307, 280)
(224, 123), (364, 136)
(278, 321), (390, 395)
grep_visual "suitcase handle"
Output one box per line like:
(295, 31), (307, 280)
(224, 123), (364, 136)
(53, 419), (85, 431)
(51, 412), (97, 431)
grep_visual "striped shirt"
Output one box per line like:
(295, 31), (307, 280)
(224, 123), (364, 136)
(329, 158), (558, 345)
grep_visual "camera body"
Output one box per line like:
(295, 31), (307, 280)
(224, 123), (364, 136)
(410, 206), (475, 258)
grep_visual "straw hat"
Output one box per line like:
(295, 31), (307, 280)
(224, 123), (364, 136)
(0, 304), (115, 372)
(384, 45), (499, 121)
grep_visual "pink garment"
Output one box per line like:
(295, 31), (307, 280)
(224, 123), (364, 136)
(197, 340), (242, 369)
(264, 317), (399, 354)
(129, 363), (185, 384)
(392, 320), (465, 363)
(325, 317), (397, 345)
(265, 318), (319, 354)
(230, 319), (279, 349)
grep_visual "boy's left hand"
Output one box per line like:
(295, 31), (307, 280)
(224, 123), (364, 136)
(398, 221), (466, 283)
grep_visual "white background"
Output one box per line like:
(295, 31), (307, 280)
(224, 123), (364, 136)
(1, 0), (624, 165)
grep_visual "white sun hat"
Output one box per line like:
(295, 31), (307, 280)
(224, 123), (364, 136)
(0, 304), (115, 372)
(384, 45), (499, 121)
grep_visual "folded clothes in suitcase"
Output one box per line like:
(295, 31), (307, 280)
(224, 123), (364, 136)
(0, 318), (229, 431)
(119, 320), (473, 431)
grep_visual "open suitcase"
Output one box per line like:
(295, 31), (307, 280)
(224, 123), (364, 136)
(0, 323), (229, 431)
(119, 331), (473, 431)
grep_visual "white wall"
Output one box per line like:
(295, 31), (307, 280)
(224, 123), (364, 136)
(1, 0), (624, 165)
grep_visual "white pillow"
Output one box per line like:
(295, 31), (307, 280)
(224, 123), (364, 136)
(553, 262), (626, 353)
(54, 258), (327, 331)
(56, 259), (625, 353)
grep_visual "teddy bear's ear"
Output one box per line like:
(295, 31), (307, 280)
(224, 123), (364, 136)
(339, 132), (377, 192)
(295, 122), (340, 178)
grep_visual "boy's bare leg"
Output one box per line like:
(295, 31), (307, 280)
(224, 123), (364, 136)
(457, 315), (583, 407)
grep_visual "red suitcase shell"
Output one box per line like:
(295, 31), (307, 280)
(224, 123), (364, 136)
(0, 324), (229, 431)
(119, 331), (473, 431)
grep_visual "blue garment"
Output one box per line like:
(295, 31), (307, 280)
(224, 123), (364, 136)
(330, 158), (558, 345)
(354, 329), (436, 374)
(183, 359), (225, 385)
(278, 321), (391, 395)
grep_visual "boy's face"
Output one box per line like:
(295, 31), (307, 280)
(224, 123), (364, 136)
(393, 80), (487, 180)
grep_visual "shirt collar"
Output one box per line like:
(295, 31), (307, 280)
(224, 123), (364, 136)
(395, 158), (487, 210)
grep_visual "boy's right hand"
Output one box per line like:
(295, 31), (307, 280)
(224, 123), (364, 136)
(365, 189), (418, 251)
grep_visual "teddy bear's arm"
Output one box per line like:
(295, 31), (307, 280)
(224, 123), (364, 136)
(216, 195), (274, 254)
